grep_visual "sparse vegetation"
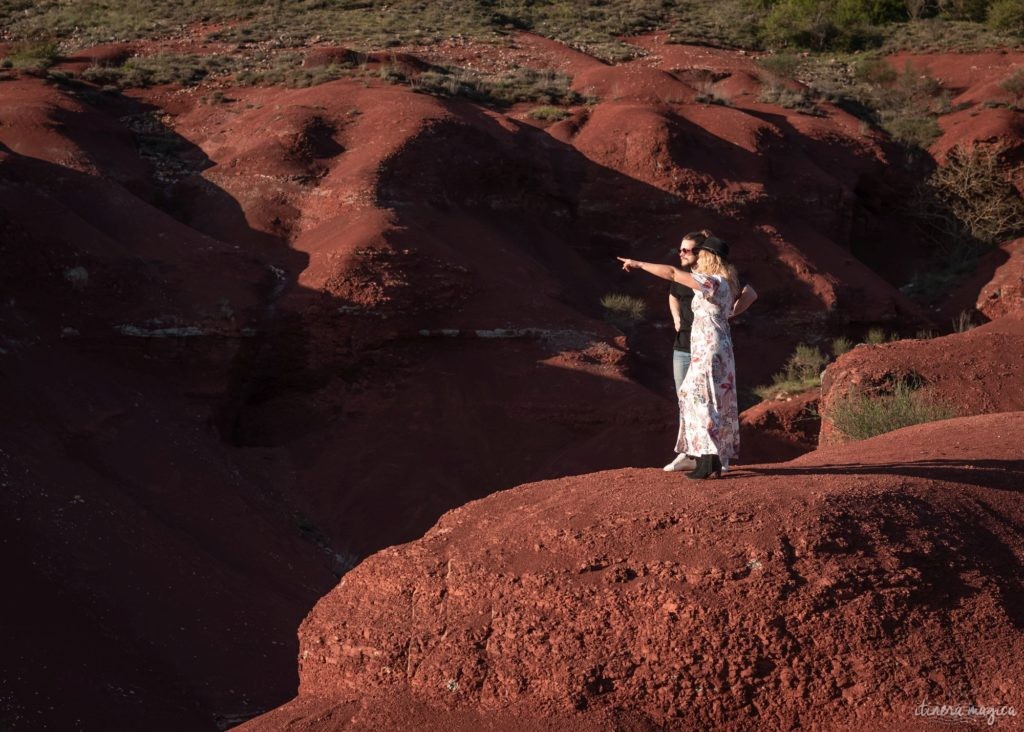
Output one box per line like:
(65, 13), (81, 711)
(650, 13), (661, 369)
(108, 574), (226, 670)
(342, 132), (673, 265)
(988, 0), (1024, 35)
(761, 0), (889, 52)
(999, 69), (1024, 105)
(875, 64), (949, 148)
(952, 309), (978, 332)
(756, 52), (803, 78)
(757, 80), (822, 113)
(234, 52), (350, 88)
(901, 244), (982, 303)
(831, 336), (854, 357)
(6, 37), (61, 73)
(528, 105), (571, 121)
(917, 145), (1024, 247)
(902, 144), (1024, 302)
(694, 80), (732, 106)
(601, 293), (647, 329)
(829, 376), (957, 440)
(864, 327), (888, 344)
(852, 54), (897, 85)
(4, 0), (1023, 68)
(754, 343), (828, 399)
(408, 66), (581, 106)
(82, 53), (240, 87)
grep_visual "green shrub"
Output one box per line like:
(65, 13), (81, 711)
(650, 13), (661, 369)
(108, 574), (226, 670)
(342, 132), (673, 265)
(754, 343), (827, 399)
(756, 52), (803, 77)
(528, 105), (571, 121)
(882, 112), (942, 147)
(408, 66), (580, 106)
(758, 80), (821, 112)
(83, 53), (240, 88)
(939, 0), (990, 21)
(484, 67), (580, 106)
(831, 336), (854, 356)
(853, 55), (897, 84)
(999, 69), (1024, 104)
(829, 377), (957, 439)
(845, 62), (949, 150)
(988, 0), (1024, 34)
(7, 38), (60, 72)
(762, 0), (896, 50)
(864, 327), (888, 344)
(601, 293), (647, 329)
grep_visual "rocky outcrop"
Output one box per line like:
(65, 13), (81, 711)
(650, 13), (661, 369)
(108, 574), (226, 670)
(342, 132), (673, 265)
(240, 412), (1024, 730)
(818, 315), (1024, 446)
(978, 238), (1024, 320)
(739, 389), (820, 463)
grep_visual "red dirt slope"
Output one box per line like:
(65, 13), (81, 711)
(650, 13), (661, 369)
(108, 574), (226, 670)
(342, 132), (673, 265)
(242, 411), (1024, 730)
(739, 389), (820, 464)
(818, 315), (1024, 446)
(885, 51), (1024, 158)
(978, 238), (1024, 319)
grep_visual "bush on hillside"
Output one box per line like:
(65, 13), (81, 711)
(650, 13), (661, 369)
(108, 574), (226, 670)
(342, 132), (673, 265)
(761, 0), (902, 50)
(831, 336), (854, 356)
(829, 376), (957, 439)
(601, 293), (647, 329)
(938, 0), (990, 21)
(915, 145), (1024, 248)
(999, 69), (1024, 104)
(528, 105), (571, 121)
(7, 37), (60, 73)
(754, 343), (828, 398)
(988, 0), (1024, 34)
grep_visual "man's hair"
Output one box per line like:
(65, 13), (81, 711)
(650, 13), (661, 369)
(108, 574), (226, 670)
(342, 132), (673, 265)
(682, 229), (712, 245)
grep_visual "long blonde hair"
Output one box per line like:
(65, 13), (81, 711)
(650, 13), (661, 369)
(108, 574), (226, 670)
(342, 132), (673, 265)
(695, 249), (740, 302)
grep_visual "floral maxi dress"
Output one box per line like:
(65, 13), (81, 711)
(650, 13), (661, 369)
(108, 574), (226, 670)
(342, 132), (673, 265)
(675, 273), (740, 460)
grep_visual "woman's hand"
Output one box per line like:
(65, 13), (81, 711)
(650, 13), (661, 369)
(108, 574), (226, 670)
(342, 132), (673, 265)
(617, 257), (639, 272)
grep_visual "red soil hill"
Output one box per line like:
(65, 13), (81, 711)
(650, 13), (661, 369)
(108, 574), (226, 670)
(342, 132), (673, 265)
(818, 315), (1024, 446)
(242, 411), (1024, 730)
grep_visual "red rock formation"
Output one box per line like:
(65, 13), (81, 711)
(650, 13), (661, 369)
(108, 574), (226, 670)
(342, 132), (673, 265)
(818, 315), (1024, 446)
(978, 238), (1024, 319)
(883, 51), (1024, 159)
(240, 411), (1024, 730)
(739, 389), (820, 463)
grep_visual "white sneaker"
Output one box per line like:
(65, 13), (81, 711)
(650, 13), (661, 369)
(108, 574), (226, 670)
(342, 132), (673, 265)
(721, 459), (730, 473)
(663, 454), (696, 472)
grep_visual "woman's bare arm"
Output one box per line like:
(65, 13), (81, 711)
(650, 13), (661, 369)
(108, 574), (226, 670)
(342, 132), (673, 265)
(617, 258), (701, 291)
(730, 284), (758, 318)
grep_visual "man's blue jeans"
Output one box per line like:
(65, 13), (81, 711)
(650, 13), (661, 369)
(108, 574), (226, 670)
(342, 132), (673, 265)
(672, 349), (691, 395)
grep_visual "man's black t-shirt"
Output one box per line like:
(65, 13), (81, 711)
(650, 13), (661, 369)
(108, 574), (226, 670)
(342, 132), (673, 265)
(670, 281), (695, 352)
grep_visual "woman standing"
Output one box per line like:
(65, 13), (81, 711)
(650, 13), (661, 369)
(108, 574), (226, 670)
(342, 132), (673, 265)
(618, 237), (740, 479)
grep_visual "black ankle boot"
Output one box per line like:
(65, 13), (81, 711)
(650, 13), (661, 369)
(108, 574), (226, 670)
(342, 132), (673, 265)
(685, 454), (722, 480)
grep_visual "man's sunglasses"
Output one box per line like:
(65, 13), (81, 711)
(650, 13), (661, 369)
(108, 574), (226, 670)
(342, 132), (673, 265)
(679, 246), (701, 254)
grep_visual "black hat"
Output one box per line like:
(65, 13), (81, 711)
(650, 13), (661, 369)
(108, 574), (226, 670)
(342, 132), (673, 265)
(701, 237), (730, 260)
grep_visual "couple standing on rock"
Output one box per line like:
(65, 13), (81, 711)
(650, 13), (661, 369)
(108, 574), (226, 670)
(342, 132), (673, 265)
(619, 230), (756, 479)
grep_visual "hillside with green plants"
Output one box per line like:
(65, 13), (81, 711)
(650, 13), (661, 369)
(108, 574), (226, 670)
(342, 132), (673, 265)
(3, 0), (1022, 59)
